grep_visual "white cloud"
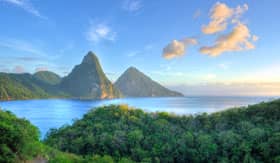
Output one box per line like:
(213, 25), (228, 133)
(86, 23), (116, 43)
(122, 0), (143, 12)
(200, 22), (256, 56)
(202, 2), (248, 34)
(162, 38), (197, 59)
(202, 2), (233, 34)
(1, 0), (46, 19)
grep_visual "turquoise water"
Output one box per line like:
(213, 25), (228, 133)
(0, 96), (277, 138)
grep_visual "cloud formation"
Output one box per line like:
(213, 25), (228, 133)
(200, 22), (256, 56)
(1, 0), (46, 19)
(202, 2), (248, 34)
(162, 38), (197, 59)
(86, 23), (116, 43)
(163, 2), (257, 59)
(122, 0), (143, 12)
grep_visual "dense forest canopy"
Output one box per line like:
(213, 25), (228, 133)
(45, 100), (280, 163)
(0, 72), (68, 100)
(0, 109), (88, 163)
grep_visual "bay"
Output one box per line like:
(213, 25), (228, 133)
(0, 96), (277, 138)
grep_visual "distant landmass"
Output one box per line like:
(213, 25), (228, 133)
(0, 51), (183, 100)
(34, 71), (62, 85)
(115, 67), (183, 97)
(0, 73), (66, 100)
(60, 52), (122, 99)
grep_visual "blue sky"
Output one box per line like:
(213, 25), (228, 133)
(0, 0), (280, 95)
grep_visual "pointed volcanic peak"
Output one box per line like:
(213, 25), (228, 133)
(82, 51), (100, 65)
(115, 67), (184, 97)
(60, 51), (122, 99)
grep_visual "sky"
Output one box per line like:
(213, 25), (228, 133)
(0, 0), (280, 96)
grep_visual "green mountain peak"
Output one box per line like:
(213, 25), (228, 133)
(82, 51), (99, 65)
(33, 71), (61, 85)
(60, 52), (122, 99)
(115, 67), (183, 97)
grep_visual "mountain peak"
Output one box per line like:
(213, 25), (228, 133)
(115, 67), (184, 97)
(126, 66), (140, 73)
(82, 51), (99, 64)
(60, 51), (122, 99)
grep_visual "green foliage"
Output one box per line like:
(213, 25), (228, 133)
(33, 71), (62, 85)
(115, 67), (183, 97)
(2, 99), (280, 162)
(0, 52), (122, 100)
(0, 109), (84, 162)
(0, 52), (185, 100)
(0, 73), (68, 100)
(59, 51), (122, 99)
(0, 109), (40, 162)
(45, 100), (280, 162)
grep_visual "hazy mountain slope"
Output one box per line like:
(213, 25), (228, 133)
(60, 51), (122, 99)
(0, 73), (67, 100)
(115, 67), (183, 97)
(33, 71), (61, 85)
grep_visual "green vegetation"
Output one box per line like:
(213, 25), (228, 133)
(0, 109), (83, 163)
(0, 51), (186, 101)
(0, 52), (123, 101)
(1, 99), (280, 162)
(45, 100), (280, 162)
(60, 51), (122, 99)
(0, 109), (40, 162)
(33, 71), (62, 85)
(0, 73), (68, 100)
(115, 67), (183, 97)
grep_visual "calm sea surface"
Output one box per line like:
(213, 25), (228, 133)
(0, 96), (277, 138)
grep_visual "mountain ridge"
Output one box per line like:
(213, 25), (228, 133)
(0, 51), (183, 100)
(115, 66), (184, 97)
(59, 51), (122, 99)
(34, 71), (61, 85)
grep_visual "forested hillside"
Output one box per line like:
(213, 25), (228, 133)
(45, 100), (280, 163)
(33, 71), (62, 85)
(0, 109), (84, 162)
(115, 67), (183, 97)
(0, 73), (67, 100)
(60, 52), (122, 99)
